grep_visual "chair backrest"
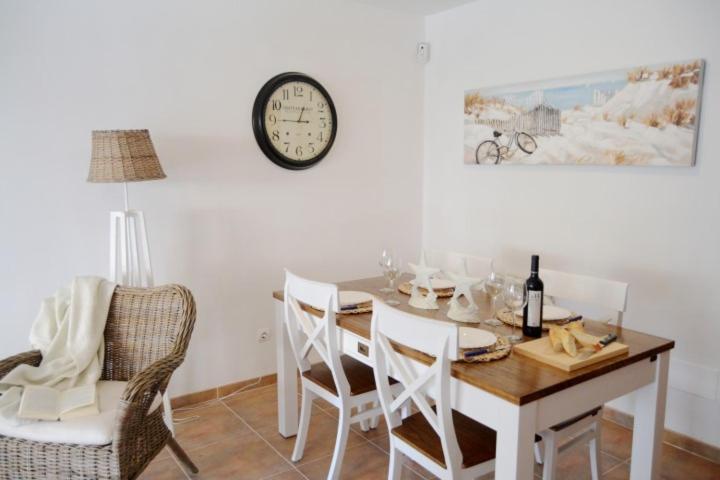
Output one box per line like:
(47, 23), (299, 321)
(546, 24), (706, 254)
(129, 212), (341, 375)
(425, 249), (494, 278)
(283, 270), (350, 396)
(540, 268), (629, 325)
(371, 301), (462, 475)
(101, 284), (196, 381)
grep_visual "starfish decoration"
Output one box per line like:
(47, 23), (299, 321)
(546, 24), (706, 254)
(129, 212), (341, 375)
(408, 251), (441, 310)
(445, 270), (485, 322)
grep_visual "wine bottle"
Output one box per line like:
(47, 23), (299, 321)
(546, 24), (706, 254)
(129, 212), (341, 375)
(523, 255), (544, 338)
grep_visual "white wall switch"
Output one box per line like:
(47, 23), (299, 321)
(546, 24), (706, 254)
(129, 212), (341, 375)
(257, 328), (270, 343)
(416, 42), (430, 64)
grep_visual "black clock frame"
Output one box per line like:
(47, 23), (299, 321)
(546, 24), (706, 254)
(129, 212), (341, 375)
(252, 72), (338, 170)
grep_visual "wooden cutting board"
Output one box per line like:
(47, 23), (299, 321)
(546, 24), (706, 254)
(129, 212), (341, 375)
(513, 337), (629, 372)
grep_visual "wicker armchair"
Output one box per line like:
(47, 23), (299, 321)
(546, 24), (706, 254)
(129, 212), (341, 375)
(0, 284), (198, 479)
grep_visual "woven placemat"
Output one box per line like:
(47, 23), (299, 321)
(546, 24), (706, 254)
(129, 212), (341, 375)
(459, 335), (512, 363)
(397, 282), (455, 298)
(496, 308), (579, 330)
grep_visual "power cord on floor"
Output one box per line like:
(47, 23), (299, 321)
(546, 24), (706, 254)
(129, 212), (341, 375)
(172, 376), (265, 425)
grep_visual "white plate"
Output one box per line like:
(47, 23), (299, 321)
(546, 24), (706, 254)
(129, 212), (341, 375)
(339, 290), (373, 307)
(409, 278), (456, 290)
(458, 327), (497, 349)
(513, 305), (572, 321)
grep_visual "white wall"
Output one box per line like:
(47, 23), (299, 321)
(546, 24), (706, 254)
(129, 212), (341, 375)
(424, 0), (720, 447)
(0, 0), (424, 396)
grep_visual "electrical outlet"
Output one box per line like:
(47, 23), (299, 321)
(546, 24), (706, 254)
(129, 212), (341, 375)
(257, 328), (270, 343)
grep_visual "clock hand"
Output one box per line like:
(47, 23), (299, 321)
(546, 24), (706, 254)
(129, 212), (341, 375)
(280, 118), (310, 124)
(297, 106), (305, 123)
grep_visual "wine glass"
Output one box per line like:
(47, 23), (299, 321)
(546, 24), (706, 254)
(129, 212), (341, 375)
(483, 271), (505, 327)
(384, 256), (402, 306)
(378, 250), (394, 293)
(503, 276), (528, 344)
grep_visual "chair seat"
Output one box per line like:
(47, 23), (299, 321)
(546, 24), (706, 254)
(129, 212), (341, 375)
(302, 355), (396, 396)
(392, 409), (496, 469)
(0, 381), (160, 446)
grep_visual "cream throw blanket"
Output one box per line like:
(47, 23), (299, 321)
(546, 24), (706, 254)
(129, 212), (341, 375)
(0, 277), (116, 424)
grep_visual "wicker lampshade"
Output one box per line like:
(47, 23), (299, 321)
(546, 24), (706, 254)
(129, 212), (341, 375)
(88, 129), (166, 183)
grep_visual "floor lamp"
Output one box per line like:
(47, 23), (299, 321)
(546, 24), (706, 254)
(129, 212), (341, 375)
(88, 129), (165, 288)
(87, 129), (175, 432)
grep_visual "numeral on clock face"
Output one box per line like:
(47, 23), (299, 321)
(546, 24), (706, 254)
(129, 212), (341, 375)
(264, 81), (334, 162)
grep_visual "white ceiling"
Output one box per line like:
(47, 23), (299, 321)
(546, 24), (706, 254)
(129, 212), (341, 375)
(351, 0), (478, 15)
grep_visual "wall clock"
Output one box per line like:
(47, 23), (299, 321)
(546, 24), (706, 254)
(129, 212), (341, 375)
(252, 72), (337, 170)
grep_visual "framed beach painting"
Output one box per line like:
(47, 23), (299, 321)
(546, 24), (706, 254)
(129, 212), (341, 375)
(464, 59), (705, 166)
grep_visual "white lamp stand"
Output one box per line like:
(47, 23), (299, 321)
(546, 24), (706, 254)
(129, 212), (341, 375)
(109, 184), (154, 287)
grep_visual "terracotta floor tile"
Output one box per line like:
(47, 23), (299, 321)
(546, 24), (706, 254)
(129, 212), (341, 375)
(605, 453), (720, 480)
(368, 433), (390, 453)
(256, 408), (367, 466)
(139, 456), (188, 480)
(601, 419), (633, 461)
(603, 461), (630, 479)
(403, 457), (439, 480)
(303, 392), (335, 411)
(364, 435), (438, 479)
(659, 443), (720, 480)
(317, 404), (389, 442)
(533, 446), (622, 479)
(155, 446), (171, 460)
(297, 442), (424, 480)
(224, 384), (321, 430)
(352, 419), (389, 442)
(172, 400), (251, 451)
(260, 470), (308, 480)
(222, 385), (285, 430)
(186, 432), (294, 479)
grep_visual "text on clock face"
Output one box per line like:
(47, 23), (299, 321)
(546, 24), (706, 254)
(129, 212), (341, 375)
(263, 81), (334, 162)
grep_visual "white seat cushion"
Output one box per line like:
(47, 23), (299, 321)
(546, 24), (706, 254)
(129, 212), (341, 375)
(0, 381), (161, 446)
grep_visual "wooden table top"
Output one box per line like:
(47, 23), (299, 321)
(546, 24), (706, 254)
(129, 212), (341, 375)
(273, 275), (674, 405)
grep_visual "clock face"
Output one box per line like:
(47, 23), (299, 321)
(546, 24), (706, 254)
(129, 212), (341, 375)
(264, 81), (333, 162)
(253, 73), (337, 170)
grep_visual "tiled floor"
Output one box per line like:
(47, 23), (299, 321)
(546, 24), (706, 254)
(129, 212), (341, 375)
(141, 384), (720, 479)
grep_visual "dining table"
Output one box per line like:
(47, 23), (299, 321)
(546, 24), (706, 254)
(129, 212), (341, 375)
(272, 275), (674, 479)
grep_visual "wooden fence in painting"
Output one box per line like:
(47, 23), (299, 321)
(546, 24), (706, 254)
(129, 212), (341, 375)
(519, 104), (561, 136)
(477, 104), (561, 136)
(477, 117), (516, 132)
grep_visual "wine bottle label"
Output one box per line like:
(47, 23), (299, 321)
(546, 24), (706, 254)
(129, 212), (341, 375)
(527, 290), (542, 327)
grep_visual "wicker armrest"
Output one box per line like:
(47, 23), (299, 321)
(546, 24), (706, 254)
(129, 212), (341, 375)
(113, 353), (185, 477)
(120, 354), (184, 405)
(113, 354), (184, 444)
(0, 350), (42, 378)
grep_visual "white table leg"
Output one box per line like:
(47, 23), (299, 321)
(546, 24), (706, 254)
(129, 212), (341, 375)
(495, 401), (537, 479)
(275, 299), (299, 437)
(630, 351), (670, 480)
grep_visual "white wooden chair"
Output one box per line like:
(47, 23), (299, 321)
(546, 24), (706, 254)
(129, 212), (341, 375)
(370, 301), (496, 480)
(425, 250), (494, 278)
(541, 268), (629, 327)
(283, 270), (390, 480)
(536, 268), (629, 480)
